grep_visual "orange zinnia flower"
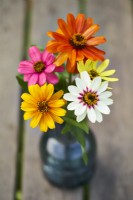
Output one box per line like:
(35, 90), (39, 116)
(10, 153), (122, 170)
(46, 13), (106, 73)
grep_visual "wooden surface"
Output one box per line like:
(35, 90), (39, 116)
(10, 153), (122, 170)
(0, 0), (133, 200)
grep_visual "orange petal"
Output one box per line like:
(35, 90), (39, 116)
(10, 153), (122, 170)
(67, 13), (76, 34)
(66, 59), (78, 73)
(57, 44), (72, 52)
(54, 52), (68, 66)
(82, 17), (94, 33)
(87, 36), (106, 46)
(89, 46), (105, 55)
(76, 50), (85, 61)
(87, 48), (105, 61)
(46, 42), (60, 53)
(48, 32), (67, 42)
(76, 14), (85, 33)
(83, 24), (100, 39)
(82, 48), (98, 60)
(69, 49), (76, 67)
(58, 19), (71, 38)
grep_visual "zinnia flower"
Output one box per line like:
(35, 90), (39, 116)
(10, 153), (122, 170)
(18, 46), (64, 86)
(46, 13), (106, 73)
(78, 59), (118, 82)
(64, 71), (113, 123)
(21, 84), (66, 132)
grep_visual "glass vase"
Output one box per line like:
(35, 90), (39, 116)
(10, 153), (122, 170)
(39, 124), (96, 189)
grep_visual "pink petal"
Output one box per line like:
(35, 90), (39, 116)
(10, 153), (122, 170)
(28, 46), (41, 63)
(28, 73), (39, 86)
(45, 64), (55, 73)
(24, 74), (32, 81)
(42, 50), (55, 65)
(38, 72), (46, 86)
(54, 66), (64, 72)
(46, 73), (59, 85)
(18, 61), (34, 74)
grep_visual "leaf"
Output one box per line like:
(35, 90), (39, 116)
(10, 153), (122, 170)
(16, 74), (28, 92)
(63, 116), (89, 134)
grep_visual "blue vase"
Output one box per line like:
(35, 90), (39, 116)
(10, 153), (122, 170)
(40, 124), (96, 189)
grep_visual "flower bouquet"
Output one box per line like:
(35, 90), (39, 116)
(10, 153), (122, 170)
(16, 13), (118, 166)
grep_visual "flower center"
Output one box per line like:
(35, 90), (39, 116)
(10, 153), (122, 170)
(38, 101), (49, 113)
(70, 34), (86, 49)
(34, 61), (45, 73)
(89, 70), (99, 80)
(83, 92), (99, 107)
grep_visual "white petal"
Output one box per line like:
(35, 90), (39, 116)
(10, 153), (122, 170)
(90, 77), (101, 91)
(75, 103), (87, 116)
(76, 112), (87, 122)
(68, 86), (80, 96)
(63, 93), (77, 101)
(87, 107), (96, 123)
(95, 109), (103, 123)
(67, 101), (80, 110)
(99, 91), (112, 99)
(97, 81), (108, 94)
(80, 71), (91, 88)
(95, 102), (110, 114)
(75, 77), (84, 91)
(102, 98), (113, 105)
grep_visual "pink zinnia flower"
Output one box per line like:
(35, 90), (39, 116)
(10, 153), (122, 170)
(18, 46), (64, 86)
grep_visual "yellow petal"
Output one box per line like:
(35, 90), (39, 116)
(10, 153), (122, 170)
(40, 84), (47, 100)
(23, 111), (36, 120)
(50, 108), (66, 116)
(30, 112), (42, 128)
(50, 90), (64, 101)
(21, 102), (37, 111)
(39, 114), (48, 132)
(21, 93), (37, 104)
(77, 60), (88, 72)
(91, 60), (98, 70)
(102, 77), (119, 82)
(100, 70), (116, 76)
(54, 53), (68, 66)
(97, 59), (109, 73)
(45, 113), (55, 129)
(50, 113), (64, 124)
(48, 99), (66, 107)
(28, 84), (41, 101)
(45, 84), (54, 101)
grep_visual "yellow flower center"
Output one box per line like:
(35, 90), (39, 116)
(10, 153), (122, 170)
(34, 61), (45, 73)
(89, 70), (99, 80)
(38, 101), (49, 113)
(83, 92), (98, 107)
(70, 34), (86, 49)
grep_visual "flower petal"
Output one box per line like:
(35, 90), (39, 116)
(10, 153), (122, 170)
(18, 61), (34, 74)
(28, 73), (39, 86)
(80, 71), (91, 88)
(95, 102), (110, 114)
(54, 53), (68, 66)
(95, 109), (103, 123)
(97, 59), (109, 73)
(28, 46), (41, 63)
(68, 85), (80, 96)
(45, 64), (55, 73)
(90, 77), (101, 91)
(63, 93), (77, 101)
(87, 36), (106, 46)
(75, 103), (87, 116)
(30, 112), (42, 128)
(99, 91), (112, 99)
(100, 69), (116, 76)
(76, 112), (87, 122)
(83, 24), (100, 39)
(97, 81), (108, 94)
(38, 72), (46, 86)
(67, 101), (80, 110)
(87, 107), (96, 123)
(102, 98), (113, 105)
(75, 77), (85, 91)
(39, 114), (48, 132)
(45, 84), (54, 101)
(50, 108), (66, 116)
(46, 73), (59, 85)
(45, 112), (55, 129)
(50, 90), (64, 101)
(49, 113), (64, 124)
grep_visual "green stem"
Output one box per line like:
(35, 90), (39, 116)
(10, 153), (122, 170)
(83, 184), (90, 200)
(14, 1), (33, 200)
(68, 73), (72, 85)
(78, 0), (87, 15)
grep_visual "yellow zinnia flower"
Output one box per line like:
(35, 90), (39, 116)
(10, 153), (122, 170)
(21, 84), (66, 132)
(77, 59), (118, 82)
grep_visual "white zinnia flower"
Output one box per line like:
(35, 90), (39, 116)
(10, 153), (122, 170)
(64, 71), (113, 123)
